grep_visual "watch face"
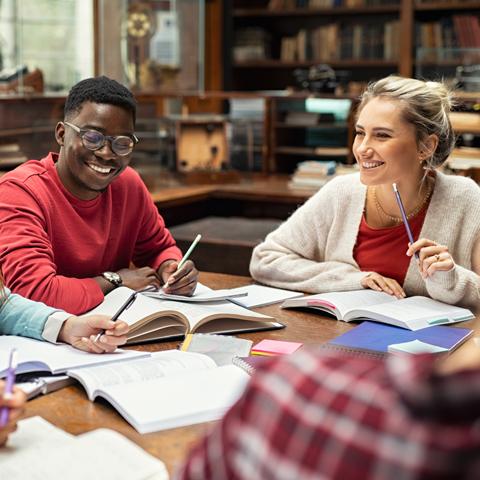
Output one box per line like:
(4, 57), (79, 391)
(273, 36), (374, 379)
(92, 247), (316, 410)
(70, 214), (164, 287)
(103, 271), (122, 286)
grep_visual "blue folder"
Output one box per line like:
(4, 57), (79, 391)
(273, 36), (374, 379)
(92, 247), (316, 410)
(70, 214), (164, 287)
(328, 321), (472, 354)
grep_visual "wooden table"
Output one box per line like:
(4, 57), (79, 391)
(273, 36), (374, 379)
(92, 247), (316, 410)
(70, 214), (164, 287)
(23, 272), (479, 475)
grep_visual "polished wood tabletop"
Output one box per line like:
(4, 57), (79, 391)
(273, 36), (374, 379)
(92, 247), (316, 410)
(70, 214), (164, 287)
(23, 272), (479, 475)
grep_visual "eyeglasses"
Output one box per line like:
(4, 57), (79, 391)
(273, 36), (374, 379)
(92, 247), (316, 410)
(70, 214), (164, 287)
(64, 121), (138, 156)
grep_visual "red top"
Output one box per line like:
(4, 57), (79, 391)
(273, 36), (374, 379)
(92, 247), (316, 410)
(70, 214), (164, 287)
(353, 206), (427, 285)
(0, 152), (182, 314)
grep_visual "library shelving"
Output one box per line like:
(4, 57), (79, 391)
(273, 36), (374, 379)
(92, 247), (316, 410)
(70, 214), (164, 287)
(224, 0), (480, 90)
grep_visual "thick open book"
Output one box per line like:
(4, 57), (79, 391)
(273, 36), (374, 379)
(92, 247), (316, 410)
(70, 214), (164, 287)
(0, 336), (148, 377)
(281, 290), (474, 331)
(68, 350), (250, 433)
(88, 286), (283, 344)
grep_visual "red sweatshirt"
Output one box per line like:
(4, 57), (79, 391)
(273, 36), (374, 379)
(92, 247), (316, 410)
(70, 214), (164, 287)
(0, 153), (182, 314)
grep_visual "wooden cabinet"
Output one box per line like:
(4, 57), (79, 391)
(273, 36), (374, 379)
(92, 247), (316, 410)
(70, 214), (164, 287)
(223, 0), (480, 90)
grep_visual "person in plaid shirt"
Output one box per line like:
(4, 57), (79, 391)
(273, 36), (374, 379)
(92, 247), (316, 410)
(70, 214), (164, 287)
(177, 341), (480, 479)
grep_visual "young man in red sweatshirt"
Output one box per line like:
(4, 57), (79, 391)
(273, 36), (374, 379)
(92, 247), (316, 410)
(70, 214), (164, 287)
(0, 76), (198, 314)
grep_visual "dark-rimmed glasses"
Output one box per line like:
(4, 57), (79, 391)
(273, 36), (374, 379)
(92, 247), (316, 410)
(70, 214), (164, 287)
(64, 121), (138, 156)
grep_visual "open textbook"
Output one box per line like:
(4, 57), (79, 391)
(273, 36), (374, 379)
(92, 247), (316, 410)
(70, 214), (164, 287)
(0, 336), (148, 377)
(281, 290), (474, 331)
(68, 349), (250, 433)
(87, 286), (283, 344)
(0, 416), (168, 480)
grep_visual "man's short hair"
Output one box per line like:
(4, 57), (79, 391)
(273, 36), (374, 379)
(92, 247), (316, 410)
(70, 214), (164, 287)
(64, 76), (136, 124)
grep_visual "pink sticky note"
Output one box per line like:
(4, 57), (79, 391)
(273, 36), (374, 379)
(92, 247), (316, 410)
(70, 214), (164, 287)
(252, 339), (303, 356)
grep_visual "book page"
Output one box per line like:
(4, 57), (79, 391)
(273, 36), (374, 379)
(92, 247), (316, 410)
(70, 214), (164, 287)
(224, 284), (304, 308)
(175, 301), (275, 331)
(68, 350), (216, 400)
(143, 288), (247, 303)
(99, 365), (250, 433)
(0, 416), (73, 461)
(348, 297), (473, 330)
(86, 286), (187, 329)
(306, 290), (395, 318)
(0, 336), (149, 377)
(0, 418), (168, 480)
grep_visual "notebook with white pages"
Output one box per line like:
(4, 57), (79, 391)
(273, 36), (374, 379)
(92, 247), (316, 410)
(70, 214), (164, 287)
(0, 416), (168, 480)
(0, 336), (149, 377)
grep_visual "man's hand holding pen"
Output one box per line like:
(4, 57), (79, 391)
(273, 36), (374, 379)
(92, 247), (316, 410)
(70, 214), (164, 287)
(158, 259), (198, 296)
(158, 234), (201, 297)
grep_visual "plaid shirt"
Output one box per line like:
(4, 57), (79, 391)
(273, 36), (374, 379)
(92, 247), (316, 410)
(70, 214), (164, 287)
(177, 348), (480, 480)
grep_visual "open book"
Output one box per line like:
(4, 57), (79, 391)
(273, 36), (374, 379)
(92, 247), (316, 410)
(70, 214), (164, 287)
(68, 350), (250, 433)
(0, 336), (148, 377)
(281, 290), (474, 331)
(88, 286), (283, 344)
(1, 417), (168, 480)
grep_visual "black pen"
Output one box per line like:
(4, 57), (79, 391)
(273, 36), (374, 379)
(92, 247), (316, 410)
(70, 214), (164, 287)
(94, 290), (138, 342)
(94, 285), (158, 343)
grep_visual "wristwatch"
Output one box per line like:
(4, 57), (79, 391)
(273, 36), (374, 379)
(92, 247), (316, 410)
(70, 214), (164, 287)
(102, 271), (122, 288)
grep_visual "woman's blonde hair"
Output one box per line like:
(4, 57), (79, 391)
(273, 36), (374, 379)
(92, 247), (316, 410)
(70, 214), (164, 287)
(357, 75), (456, 169)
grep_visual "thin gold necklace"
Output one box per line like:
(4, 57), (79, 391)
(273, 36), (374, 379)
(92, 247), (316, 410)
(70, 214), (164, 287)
(372, 182), (432, 223)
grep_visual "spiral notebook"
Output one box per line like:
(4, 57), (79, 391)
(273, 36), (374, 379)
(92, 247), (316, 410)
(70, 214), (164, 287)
(325, 321), (473, 356)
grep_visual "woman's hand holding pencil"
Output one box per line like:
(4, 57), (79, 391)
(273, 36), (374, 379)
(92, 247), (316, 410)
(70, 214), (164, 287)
(0, 378), (26, 447)
(393, 183), (455, 279)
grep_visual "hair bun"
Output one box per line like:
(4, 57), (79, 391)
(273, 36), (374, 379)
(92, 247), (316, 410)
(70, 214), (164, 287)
(424, 80), (454, 111)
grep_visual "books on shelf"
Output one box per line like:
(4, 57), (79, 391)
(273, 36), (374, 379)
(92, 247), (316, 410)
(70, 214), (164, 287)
(447, 147), (480, 170)
(277, 20), (400, 63)
(68, 350), (250, 433)
(1, 416), (168, 480)
(281, 290), (474, 330)
(0, 336), (148, 377)
(87, 286), (283, 344)
(326, 321), (473, 356)
(416, 15), (480, 60)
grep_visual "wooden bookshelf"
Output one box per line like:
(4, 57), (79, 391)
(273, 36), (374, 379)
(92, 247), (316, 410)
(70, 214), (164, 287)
(233, 5), (401, 16)
(234, 60), (399, 68)
(224, 0), (480, 89)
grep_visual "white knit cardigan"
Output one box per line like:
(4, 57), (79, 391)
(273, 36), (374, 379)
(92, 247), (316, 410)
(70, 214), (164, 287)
(250, 172), (480, 307)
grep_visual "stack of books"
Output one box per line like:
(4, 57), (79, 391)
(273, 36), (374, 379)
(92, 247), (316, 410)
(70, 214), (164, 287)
(234, 28), (271, 62)
(0, 143), (27, 169)
(288, 160), (336, 191)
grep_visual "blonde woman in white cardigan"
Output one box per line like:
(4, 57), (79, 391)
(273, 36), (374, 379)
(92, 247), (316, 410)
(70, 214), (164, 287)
(250, 76), (480, 307)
